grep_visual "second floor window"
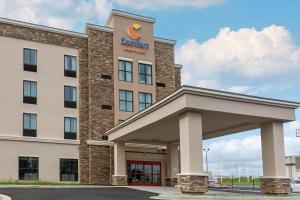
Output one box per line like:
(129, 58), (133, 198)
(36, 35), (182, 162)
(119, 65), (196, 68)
(119, 90), (133, 112)
(23, 80), (37, 104)
(139, 63), (152, 85)
(64, 55), (77, 78)
(23, 113), (37, 137)
(64, 86), (77, 108)
(24, 48), (37, 72)
(64, 117), (77, 140)
(118, 60), (132, 82)
(139, 93), (152, 111)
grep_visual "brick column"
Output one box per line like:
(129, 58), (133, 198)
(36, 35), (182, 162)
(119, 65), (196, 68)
(178, 111), (208, 194)
(112, 141), (127, 186)
(260, 122), (290, 194)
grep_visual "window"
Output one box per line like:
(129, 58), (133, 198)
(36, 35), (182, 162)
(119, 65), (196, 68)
(64, 117), (77, 140)
(23, 113), (37, 137)
(118, 60), (132, 82)
(139, 93), (152, 111)
(119, 90), (133, 112)
(139, 63), (152, 85)
(23, 80), (37, 104)
(19, 157), (38, 180)
(64, 55), (77, 78)
(64, 86), (77, 108)
(24, 48), (37, 72)
(60, 159), (78, 182)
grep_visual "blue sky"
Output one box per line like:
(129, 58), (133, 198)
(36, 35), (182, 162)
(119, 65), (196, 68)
(1, 0), (299, 177)
(153, 0), (300, 46)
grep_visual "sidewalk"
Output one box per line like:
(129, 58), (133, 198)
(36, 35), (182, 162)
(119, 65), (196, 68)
(0, 184), (115, 188)
(128, 186), (300, 200)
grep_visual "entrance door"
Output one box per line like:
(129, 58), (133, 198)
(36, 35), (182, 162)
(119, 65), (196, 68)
(127, 160), (161, 186)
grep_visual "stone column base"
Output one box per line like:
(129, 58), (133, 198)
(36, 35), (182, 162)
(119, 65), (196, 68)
(165, 177), (178, 187)
(260, 177), (291, 194)
(112, 175), (128, 186)
(178, 174), (208, 194)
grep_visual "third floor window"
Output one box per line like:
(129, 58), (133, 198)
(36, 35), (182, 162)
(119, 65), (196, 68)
(64, 55), (77, 78)
(23, 48), (37, 72)
(118, 60), (132, 82)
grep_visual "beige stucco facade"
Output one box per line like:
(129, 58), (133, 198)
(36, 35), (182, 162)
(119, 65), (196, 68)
(0, 140), (78, 181)
(0, 36), (79, 181)
(0, 36), (79, 139)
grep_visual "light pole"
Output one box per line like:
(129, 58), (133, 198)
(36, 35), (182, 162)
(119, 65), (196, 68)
(203, 148), (210, 172)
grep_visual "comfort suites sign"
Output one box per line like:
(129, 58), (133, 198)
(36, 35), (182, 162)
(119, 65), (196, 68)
(120, 23), (149, 54)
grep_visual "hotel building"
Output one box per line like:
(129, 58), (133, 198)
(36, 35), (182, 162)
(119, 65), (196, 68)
(0, 10), (180, 186)
(0, 10), (299, 195)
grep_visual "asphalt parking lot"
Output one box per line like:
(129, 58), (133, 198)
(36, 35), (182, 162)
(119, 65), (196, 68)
(0, 187), (157, 200)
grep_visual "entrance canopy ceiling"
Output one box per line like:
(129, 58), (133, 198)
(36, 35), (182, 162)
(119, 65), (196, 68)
(106, 86), (300, 144)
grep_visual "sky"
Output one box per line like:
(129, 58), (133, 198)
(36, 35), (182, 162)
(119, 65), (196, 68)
(1, 0), (299, 177)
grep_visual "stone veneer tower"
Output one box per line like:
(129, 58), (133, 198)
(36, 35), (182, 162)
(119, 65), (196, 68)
(80, 10), (181, 184)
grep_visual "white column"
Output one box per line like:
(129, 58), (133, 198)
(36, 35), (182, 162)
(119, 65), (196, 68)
(261, 122), (286, 177)
(179, 111), (203, 175)
(114, 141), (126, 176)
(167, 143), (179, 178)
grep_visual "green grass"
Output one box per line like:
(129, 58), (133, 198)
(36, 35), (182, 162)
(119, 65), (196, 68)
(219, 177), (261, 186)
(0, 180), (80, 185)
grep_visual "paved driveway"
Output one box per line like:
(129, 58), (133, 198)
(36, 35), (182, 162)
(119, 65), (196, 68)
(0, 187), (157, 200)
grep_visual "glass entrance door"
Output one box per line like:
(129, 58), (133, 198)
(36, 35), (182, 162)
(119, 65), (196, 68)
(127, 160), (161, 186)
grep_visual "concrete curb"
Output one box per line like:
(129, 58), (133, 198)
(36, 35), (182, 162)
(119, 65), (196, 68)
(0, 194), (12, 200)
(151, 194), (300, 200)
(0, 185), (117, 189)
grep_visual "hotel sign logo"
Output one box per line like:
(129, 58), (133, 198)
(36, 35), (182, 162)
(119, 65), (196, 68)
(120, 23), (149, 54)
(127, 23), (141, 40)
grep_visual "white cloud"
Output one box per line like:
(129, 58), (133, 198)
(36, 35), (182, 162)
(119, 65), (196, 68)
(289, 121), (300, 131)
(94, 0), (112, 19)
(177, 25), (300, 94)
(47, 17), (74, 30)
(0, 0), (41, 24)
(195, 79), (220, 89)
(0, 0), (111, 29)
(285, 120), (300, 139)
(178, 25), (300, 78)
(0, 0), (223, 30)
(113, 0), (223, 10)
(227, 85), (252, 94)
